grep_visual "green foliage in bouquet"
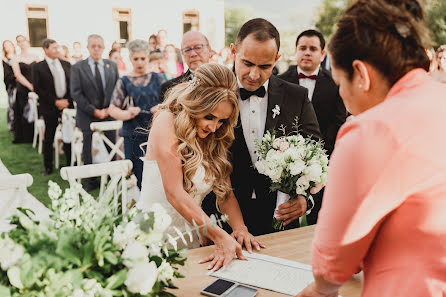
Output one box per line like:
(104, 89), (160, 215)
(0, 180), (225, 297)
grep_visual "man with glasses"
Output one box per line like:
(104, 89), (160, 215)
(159, 31), (213, 101)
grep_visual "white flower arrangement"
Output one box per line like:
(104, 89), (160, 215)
(0, 181), (227, 297)
(272, 105), (280, 119)
(255, 120), (329, 230)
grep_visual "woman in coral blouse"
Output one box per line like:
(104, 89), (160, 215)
(297, 1), (446, 297)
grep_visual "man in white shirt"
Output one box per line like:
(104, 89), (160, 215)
(32, 39), (73, 175)
(227, 19), (322, 236)
(279, 29), (346, 224)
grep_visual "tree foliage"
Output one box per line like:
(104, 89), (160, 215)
(224, 6), (254, 46)
(315, 0), (446, 47)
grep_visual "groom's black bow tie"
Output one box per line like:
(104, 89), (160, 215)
(240, 86), (266, 100)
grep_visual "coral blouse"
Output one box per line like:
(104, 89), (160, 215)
(312, 69), (446, 296)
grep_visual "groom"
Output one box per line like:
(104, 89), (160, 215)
(203, 18), (322, 236)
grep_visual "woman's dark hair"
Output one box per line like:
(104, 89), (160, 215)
(329, 0), (432, 85)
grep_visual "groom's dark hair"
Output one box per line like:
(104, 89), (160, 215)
(235, 18), (280, 52)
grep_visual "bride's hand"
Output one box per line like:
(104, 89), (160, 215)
(231, 226), (265, 253)
(199, 232), (246, 271)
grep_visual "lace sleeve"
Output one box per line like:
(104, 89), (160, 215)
(111, 77), (126, 108)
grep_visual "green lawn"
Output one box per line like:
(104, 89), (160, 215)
(0, 108), (69, 206)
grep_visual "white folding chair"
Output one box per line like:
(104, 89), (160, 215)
(60, 160), (133, 215)
(71, 128), (83, 166)
(55, 109), (76, 168)
(90, 121), (125, 161)
(29, 92), (45, 154)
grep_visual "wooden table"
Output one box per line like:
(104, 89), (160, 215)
(168, 225), (363, 296)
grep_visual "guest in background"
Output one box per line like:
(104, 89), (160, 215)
(58, 45), (71, 63)
(11, 35), (39, 143)
(148, 51), (167, 80)
(156, 29), (168, 54)
(432, 45), (446, 83)
(162, 44), (183, 80)
(71, 41), (83, 64)
(279, 29), (346, 225)
(71, 34), (119, 191)
(159, 31), (213, 101)
(111, 41), (127, 72)
(32, 39), (73, 175)
(148, 34), (157, 52)
(217, 46), (233, 69)
(109, 49), (124, 76)
(2, 40), (17, 132)
(425, 47), (438, 73)
(296, 0), (446, 296)
(109, 39), (165, 189)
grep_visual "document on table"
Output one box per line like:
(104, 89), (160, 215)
(209, 251), (314, 296)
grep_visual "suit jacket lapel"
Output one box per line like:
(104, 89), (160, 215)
(312, 70), (324, 104)
(104, 60), (111, 89)
(82, 59), (98, 92)
(265, 76), (285, 132)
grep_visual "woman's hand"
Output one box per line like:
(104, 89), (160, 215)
(199, 231), (246, 271)
(128, 106), (141, 119)
(231, 226), (265, 253)
(295, 282), (338, 297)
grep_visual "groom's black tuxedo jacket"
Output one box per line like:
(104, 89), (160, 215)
(203, 75), (322, 236)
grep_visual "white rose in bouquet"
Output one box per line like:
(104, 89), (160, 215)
(0, 236), (23, 270)
(158, 260), (175, 284)
(125, 261), (158, 295)
(255, 121), (329, 230)
(122, 241), (149, 268)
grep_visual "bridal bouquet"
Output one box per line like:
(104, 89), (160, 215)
(255, 125), (329, 230)
(0, 180), (220, 297)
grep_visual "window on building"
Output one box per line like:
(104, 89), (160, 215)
(183, 10), (199, 33)
(113, 8), (132, 46)
(26, 6), (48, 47)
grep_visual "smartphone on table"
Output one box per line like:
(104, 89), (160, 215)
(201, 278), (258, 297)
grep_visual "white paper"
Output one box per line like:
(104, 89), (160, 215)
(209, 251), (314, 296)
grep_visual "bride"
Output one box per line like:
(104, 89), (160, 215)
(137, 63), (263, 271)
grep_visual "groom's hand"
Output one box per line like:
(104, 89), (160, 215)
(231, 226), (266, 253)
(276, 195), (307, 227)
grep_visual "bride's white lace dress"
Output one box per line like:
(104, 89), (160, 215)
(136, 160), (213, 248)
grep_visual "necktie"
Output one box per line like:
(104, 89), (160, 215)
(240, 86), (266, 101)
(298, 73), (317, 80)
(94, 62), (105, 108)
(52, 60), (65, 98)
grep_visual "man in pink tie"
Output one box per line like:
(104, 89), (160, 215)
(279, 29), (346, 224)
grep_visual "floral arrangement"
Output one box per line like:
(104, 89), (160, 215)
(255, 121), (329, 230)
(0, 181), (224, 297)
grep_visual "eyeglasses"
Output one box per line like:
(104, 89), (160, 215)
(181, 44), (208, 56)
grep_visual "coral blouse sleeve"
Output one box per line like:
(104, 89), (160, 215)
(311, 119), (403, 284)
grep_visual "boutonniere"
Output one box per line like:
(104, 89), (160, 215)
(106, 64), (110, 68)
(272, 105), (280, 119)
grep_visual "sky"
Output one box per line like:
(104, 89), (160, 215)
(224, 0), (324, 32)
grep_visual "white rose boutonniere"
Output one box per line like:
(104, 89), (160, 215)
(272, 105), (280, 118)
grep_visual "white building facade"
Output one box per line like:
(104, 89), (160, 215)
(0, 0), (225, 54)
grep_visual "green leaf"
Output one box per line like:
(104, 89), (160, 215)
(105, 269), (127, 290)
(150, 256), (162, 267)
(103, 251), (118, 265)
(0, 285), (10, 297)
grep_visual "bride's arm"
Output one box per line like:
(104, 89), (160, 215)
(219, 177), (266, 253)
(148, 111), (246, 270)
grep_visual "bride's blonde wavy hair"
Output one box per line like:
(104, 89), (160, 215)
(157, 63), (239, 206)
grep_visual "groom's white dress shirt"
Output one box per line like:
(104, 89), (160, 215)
(238, 78), (269, 198)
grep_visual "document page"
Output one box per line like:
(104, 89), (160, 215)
(209, 251), (314, 296)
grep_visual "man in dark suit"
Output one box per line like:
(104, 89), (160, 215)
(71, 34), (119, 191)
(203, 19), (322, 237)
(159, 31), (213, 101)
(279, 29), (346, 225)
(32, 39), (73, 175)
